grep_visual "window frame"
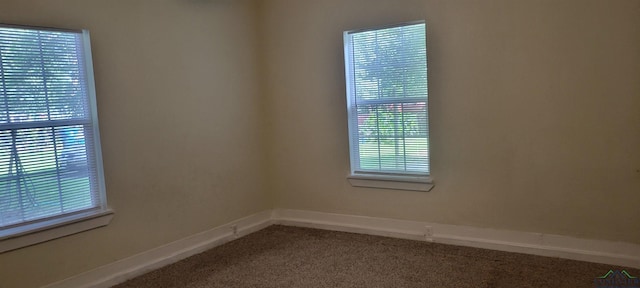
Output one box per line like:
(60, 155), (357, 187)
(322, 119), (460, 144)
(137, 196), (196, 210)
(0, 24), (112, 252)
(343, 21), (433, 191)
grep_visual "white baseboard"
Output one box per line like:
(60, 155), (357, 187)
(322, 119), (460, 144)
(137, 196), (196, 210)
(42, 210), (273, 288)
(42, 208), (640, 288)
(272, 209), (640, 269)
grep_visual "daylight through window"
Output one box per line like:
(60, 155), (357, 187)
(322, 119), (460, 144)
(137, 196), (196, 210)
(344, 22), (430, 179)
(0, 25), (106, 232)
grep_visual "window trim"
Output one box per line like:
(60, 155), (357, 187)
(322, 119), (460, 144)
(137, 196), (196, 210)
(348, 173), (434, 192)
(0, 209), (113, 253)
(82, 29), (109, 212)
(344, 20), (428, 36)
(0, 24), (111, 249)
(343, 21), (433, 191)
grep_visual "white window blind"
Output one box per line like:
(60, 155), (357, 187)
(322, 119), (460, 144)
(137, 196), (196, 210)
(0, 25), (106, 231)
(344, 22), (430, 178)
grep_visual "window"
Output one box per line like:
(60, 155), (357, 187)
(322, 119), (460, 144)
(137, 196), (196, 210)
(343, 22), (432, 191)
(0, 24), (110, 250)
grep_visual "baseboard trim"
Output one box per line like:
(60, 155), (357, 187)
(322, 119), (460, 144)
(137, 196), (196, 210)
(42, 208), (640, 288)
(272, 209), (640, 269)
(42, 210), (273, 288)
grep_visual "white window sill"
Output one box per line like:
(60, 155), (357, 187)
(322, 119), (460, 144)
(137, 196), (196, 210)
(0, 209), (114, 253)
(347, 174), (434, 192)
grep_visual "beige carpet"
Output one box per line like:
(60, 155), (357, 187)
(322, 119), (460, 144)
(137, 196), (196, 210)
(113, 225), (638, 288)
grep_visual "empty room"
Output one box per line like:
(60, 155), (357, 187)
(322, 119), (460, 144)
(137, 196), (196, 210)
(0, 0), (639, 287)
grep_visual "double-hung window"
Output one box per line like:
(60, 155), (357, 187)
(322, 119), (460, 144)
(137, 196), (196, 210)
(0, 24), (110, 251)
(343, 21), (432, 191)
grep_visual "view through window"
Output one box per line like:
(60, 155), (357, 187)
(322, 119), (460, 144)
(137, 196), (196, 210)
(344, 22), (430, 178)
(0, 25), (106, 232)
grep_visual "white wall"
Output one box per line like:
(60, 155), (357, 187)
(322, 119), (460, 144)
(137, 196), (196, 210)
(1, 0), (639, 287)
(0, 1), (270, 287)
(260, 0), (640, 244)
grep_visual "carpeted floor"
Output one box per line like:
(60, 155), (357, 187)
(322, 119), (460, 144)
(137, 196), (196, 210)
(113, 225), (638, 288)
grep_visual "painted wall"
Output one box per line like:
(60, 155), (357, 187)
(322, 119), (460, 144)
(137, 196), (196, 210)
(1, 0), (640, 287)
(0, 1), (269, 287)
(261, 0), (640, 244)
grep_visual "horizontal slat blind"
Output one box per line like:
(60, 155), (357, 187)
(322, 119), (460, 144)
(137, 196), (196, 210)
(0, 26), (102, 228)
(345, 22), (430, 176)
